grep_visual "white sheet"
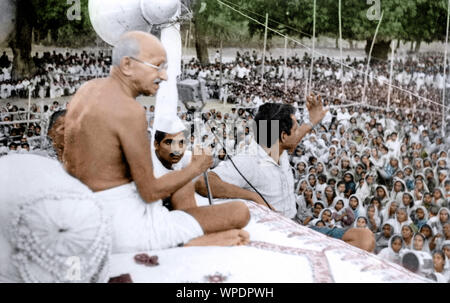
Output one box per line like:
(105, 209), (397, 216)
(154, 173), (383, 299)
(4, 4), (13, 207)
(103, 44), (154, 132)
(109, 202), (431, 283)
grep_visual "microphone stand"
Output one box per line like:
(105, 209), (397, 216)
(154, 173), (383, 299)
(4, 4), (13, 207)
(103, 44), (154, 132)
(203, 170), (213, 205)
(189, 101), (214, 205)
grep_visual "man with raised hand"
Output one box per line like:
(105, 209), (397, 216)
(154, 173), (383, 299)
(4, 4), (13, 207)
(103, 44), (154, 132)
(196, 96), (375, 252)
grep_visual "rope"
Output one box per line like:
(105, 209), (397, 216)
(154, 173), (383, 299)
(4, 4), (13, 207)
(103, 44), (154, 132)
(216, 0), (450, 111)
(310, 89), (443, 115)
(0, 111), (42, 116)
(442, 0), (450, 136)
(219, 0), (314, 38)
(308, 0), (317, 94)
(387, 40), (396, 110)
(0, 119), (41, 126)
(362, 11), (384, 104)
(338, 0), (344, 95)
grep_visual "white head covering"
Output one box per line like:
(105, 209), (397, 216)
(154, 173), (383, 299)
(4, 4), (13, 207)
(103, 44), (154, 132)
(154, 115), (186, 134)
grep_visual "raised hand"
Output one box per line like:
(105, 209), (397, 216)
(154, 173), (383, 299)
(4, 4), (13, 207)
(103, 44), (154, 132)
(306, 93), (328, 125)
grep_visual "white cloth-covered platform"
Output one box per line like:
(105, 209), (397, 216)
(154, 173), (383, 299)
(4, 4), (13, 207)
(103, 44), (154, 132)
(0, 154), (432, 283)
(109, 202), (431, 283)
(0, 154), (111, 283)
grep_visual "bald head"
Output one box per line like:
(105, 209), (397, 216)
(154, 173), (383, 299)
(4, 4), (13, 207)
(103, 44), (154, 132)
(112, 31), (165, 67)
(110, 31), (168, 97)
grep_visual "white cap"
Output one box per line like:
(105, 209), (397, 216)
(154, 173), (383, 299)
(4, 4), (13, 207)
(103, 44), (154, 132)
(154, 115), (186, 134)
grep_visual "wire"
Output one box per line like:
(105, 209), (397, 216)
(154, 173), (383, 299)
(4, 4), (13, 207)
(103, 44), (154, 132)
(222, 0), (449, 70)
(204, 119), (273, 209)
(219, 0), (314, 38)
(220, 76), (441, 114)
(216, 0), (450, 111)
(309, 89), (444, 115)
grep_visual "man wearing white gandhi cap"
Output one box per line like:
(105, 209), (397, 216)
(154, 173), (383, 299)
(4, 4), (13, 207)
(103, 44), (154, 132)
(151, 114), (198, 210)
(152, 115), (190, 175)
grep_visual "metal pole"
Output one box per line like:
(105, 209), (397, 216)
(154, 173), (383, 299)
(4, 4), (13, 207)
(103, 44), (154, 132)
(308, 0), (316, 94)
(184, 29), (189, 50)
(284, 35), (288, 92)
(442, 0), (450, 137)
(362, 11), (384, 104)
(338, 0), (344, 94)
(183, 29), (189, 76)
(387, 40), (395, 111)
(219, 39), (223, 88)
(261, 13), (269, 91)
(187, 21), (192, 51)
(26, 87), (31, 129)
(203, 171), (213, 205)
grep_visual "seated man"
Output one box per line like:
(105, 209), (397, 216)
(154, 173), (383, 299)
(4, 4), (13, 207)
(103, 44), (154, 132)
(47, 109), (66, 161)
(26, 109), (66, 160)
(151, 115), (198, 210)
(196, 100), (375, 252)
(62, 31), (250, 253)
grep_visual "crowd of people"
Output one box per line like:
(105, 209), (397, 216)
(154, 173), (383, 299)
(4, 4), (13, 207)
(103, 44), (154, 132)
(0, 50), (111, 100)
(0, 50), (111, 155)
(180, 50), (450, 282)
(1, 48), (449, 282)
(174, 97), (450, 281)
(184, 50), (448, 125)
(0, 100), (63, 156)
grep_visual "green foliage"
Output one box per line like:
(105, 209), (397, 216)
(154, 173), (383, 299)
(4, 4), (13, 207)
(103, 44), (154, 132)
(216, 0), (449, 44)
(33, 0), (96, 46)
(193, 0), (248, 43)
(31, 0), (450, 48)
(401, 0), (448, 43)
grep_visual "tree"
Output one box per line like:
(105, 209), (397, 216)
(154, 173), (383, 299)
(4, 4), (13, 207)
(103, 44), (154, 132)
(337, 0), (416, 60)
(192, 0), (211, 65)
(9, 0), (37, 80)
(227, 0), (448, 60)
(401, 0), (448, 53)
(34, 0), (95, 46)
(8, 0), (94, 80)
(191, 0), (247, 65)
(244, 0), (330, 40)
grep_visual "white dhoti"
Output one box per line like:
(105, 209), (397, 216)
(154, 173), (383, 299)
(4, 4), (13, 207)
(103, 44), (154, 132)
(95, 183), (204, 254)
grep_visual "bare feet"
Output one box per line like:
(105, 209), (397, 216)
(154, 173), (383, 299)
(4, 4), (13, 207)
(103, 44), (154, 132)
(184, 229), (250, 247)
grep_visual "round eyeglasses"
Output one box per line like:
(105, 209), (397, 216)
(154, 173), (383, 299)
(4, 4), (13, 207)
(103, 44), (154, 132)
(129, 56), (168, 72)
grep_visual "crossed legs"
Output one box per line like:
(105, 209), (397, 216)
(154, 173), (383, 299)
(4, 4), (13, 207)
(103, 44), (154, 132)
(183, 201), (251, 247)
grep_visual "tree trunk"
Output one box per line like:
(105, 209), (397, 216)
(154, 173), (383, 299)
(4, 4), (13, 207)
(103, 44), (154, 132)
(47, 30), (52, 44)
(365, 39), (391, 61)
(34, 29), (40, 44)
(9, 0), (36, 80)
(192, 0), (209, 65)
(414, 40), (421, 53)
(193, 18), (209, 65)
